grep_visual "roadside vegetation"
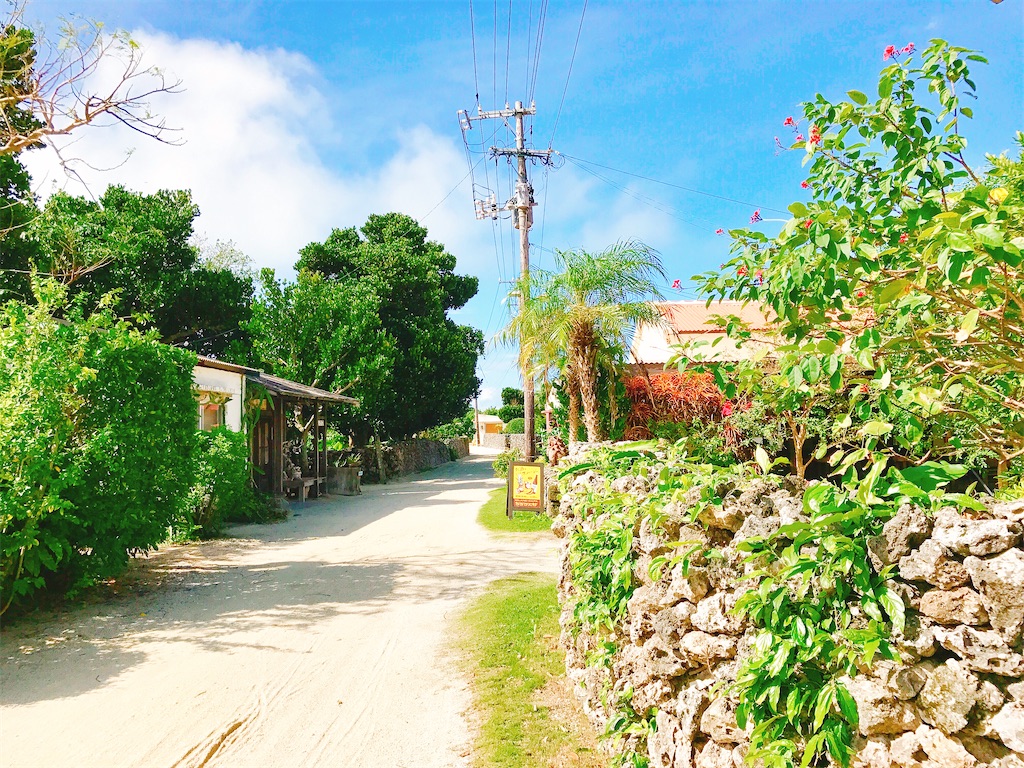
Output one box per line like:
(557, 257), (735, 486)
(457, 572), (601, 768)
(477, 488), (551, 533)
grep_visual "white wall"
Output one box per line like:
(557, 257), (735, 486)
(192, 365), (245, 431)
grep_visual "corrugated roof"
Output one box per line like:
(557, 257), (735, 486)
(195, 355), (259, 375)
(655, 300), (773, 333)
(246, 371), (360, 406)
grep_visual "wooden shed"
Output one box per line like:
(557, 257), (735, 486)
(246, 371), (359, 498)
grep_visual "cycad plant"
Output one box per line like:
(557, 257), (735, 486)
(501, 240), (666, 442)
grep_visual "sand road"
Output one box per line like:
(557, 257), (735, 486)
(0, 452), (557, 768)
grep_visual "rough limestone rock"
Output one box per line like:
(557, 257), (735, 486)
(894, 614), (938, 659)
(649, 687), (710, 768)
(934, 507), (1022, 557)
(692, 593), (746, 636)
(916, 724), (978, 768)
(694, 740), (735, 768)
(976, 680), (1008, 717)
(917, 659), (979, 734)
(867, 504), (933, 571)
(696, 501), (745, 533)
(919, 587), (989, 626)
(965, 550), (1024, 644)
(733, 513), (780, 545)
(991, 703), (1024, 752)
(960, 734), (1013, 764)
(898, 539), (970, 589)
(935, 626), (1024, 677)
(699, 697), (744, 744)
(1008, 681), (1024, 702)
(651, 602), (695, 646)
(889, 729), (930, 768)
(843, 675), (922, 736)
(679, 631), (736, 665)
(851, 737), (893, 768)
(666, 563), (712, 605)
(878, 661), (929, 701)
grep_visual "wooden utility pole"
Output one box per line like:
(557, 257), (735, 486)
(459, 101), (553, 461)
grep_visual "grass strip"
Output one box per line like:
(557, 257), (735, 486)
(477, 487), (552, 533)
(457, 572), (601, 767)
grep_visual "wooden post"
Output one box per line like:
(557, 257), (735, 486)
(272, 396), (286, 496)
(373, 423), (386, 484)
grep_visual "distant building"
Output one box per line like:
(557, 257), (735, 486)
(629, 300), (775, 372)
(193, 356), (251, 431)
(475, 412), (505, 445)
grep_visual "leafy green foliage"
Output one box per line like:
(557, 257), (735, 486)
(492, 448), (522, 479)
(296, 213), (483, 440)
(421, 411), (474, 440)
(503, 417), (525, 434)
(0, 280), (196, 611)
(695, 40), (1023, 483)
(179, 427), (274, 539)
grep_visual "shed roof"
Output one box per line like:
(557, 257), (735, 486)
(245, 371), (360, 406)
(630, 300), (776, 365)
(195, 355), (258, 375)
(655, 300), (773, 333)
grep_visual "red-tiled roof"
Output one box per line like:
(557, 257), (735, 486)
(655, 301), (773, 333)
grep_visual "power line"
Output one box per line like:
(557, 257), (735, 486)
(528, 0), (549, 103)
(548, 0), (587, 148)
(559, 152), (789, 215)
(468, 0), (480, 105)
(504, 0), (513, 103)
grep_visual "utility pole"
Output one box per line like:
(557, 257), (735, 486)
(458, 101), (553, 461)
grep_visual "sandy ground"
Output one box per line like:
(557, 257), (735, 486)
(0, 452), (558, 768)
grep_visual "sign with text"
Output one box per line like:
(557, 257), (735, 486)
(506, 461), (545, 518)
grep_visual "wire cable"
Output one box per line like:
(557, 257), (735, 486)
(468, 0), (480, 105)
(548, 0), (587, 148)
(504, 0), (513, 104)
(559, 152), (789, 215)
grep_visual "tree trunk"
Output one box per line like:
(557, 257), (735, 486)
(576, 340), (603, 442)
(568, 378), (581, 444)
(785, 413), (807, 480)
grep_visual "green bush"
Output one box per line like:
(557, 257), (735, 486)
(492, 448), (522, 478)
(503, 417), (525, 434)
(1, 281), (197, 611)
(180, 427), (271, 539)
(422, 411), (474, 440)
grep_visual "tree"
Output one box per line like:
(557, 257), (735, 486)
(1, 6), (180, 162)
(245, 268), (395, 443)
(26, 185), (253, 357)
(497, 387), (525, 423)
(296, 213), (483, 439)
(0, 153), (37, 301)
(696, 40), (1023, 485)
(504, 240), (665, 442)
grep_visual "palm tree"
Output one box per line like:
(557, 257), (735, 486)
(501, 240), (666, 443)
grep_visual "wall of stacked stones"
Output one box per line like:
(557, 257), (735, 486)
(553, 462), (1024, 768)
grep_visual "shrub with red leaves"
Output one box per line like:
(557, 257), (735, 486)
(625, 372), (727, 438)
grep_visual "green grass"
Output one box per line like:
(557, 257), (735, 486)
(477, 487), (552, 533)
(457, 572), (601, 768)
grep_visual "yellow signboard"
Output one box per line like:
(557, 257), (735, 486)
(507, 461), (546, 517)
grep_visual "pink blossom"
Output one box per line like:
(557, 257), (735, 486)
(783, 116), (796, 127)
(804, 219), (813, 230)
(902, 42), (915, 54)
(795, 134), (805, 142)
(883, 44), (897, 61)
(856, 289), (865, 298)
(750, 209), (762, 224)
(721, 402), (734, 417)
(899, 232), (909, 244)
(809, 125), (822, 145)
(737, 266), (748, 277)
(801, 180), (810, 189)
(715, 228), (725, 235)
(671, 279), (682, 290)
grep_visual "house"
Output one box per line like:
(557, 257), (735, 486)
(629, 300), (775, 372)
(193, 356), (251, 431)
(474, 412), (505, 445)
(192, 357), (359, 497)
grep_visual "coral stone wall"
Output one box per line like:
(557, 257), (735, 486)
(554, 459), (1024, 768)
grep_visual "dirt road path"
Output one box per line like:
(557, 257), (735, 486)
(0, 454), (557, 768)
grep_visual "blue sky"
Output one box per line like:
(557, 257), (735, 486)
(22, 0), (1024, 407)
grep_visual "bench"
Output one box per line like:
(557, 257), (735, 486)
(283, 477), (316, 502)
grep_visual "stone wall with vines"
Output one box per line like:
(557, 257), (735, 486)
(554, 443), (1024, 768)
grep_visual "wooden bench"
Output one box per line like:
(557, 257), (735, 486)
(283, 477), (316, 502)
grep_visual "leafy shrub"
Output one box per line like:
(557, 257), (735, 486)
(1, 282), (197, 611)
(179, 427), (272, 539)
(503, 417), (525, 434)
(422, 411), (474, 440)
(624, 372), (725, 438)
(492, 448), (522, 478)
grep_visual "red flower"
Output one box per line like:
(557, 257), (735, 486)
(856, 289), (865, 298)
(783, 116), (796, 127)
(737, 266), (748, 277)
(902, 42), (915, 54)
(671, 279), (682, 290)
(721, 402), (734, 417)
(860, 383), (870, 394)
(804, 219), (813, 229)
(795, 134), (805, 142)
(741, 401), (751, 411)
(801, 180), (810, 189)
(750, 209), (762, 224)
(809, 125), (822, 145)
(715, 228), (725, 235)
(883, 44), (897, 61)
(899, 232), (909, 244)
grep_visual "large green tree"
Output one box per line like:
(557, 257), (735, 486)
(26, 186), (252, 357)
(296, 213), (483, 439)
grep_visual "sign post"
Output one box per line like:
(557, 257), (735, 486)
(506, 461), (546, 519)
